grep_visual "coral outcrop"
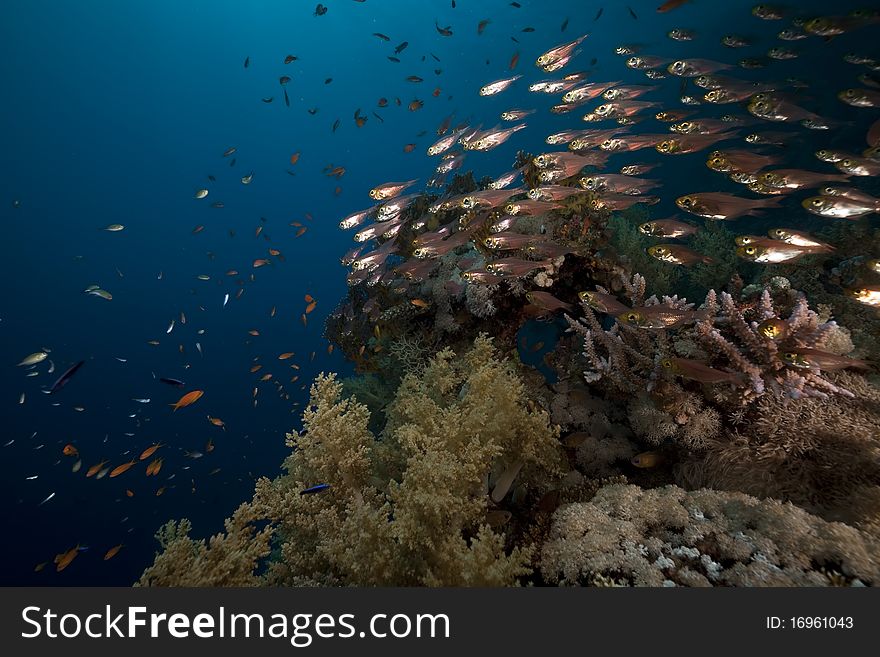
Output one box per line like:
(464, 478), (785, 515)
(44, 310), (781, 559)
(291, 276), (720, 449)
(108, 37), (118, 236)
(138, 335), (565, 586)
(541, 483), (880, 587)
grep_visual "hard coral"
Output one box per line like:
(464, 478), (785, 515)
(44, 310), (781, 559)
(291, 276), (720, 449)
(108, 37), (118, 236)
(541, 483), (880, 587)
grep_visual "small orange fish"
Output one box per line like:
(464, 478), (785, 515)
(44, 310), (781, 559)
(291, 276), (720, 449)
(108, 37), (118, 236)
(290, 152), (300, 165)
(156, 486), (166, 496)
(208, 416), (225, 428)
(304, 294), (315, 303)
(104, 544), (123, 561)
(327, 344), (334, 355)
(260, 373), (273, 381)
(290, 375), (299, 383)
(192, 225), (205, 234)
(290, 363), (300, 370)
(205, 438), (215, 453)
(269, 248), (282, 256)
(403, 143), (416, 153)
(170, 389), (204, 411)
(432, 87), (441, 97)
(250, 364), (263, 373)
(125, 489), (134, 497)
(295, 226), (308, 237)
(631, 451), (665, 468)
(657, 0), (690, 12)
(139, 443), (162, 460)
(248, 329), (260, 336)
(411, 298), (429, 308)
(509, 51), (520, 70)
(62, 444), (78, 457)
(305, 300), (317, 314)
(226, 269), (239, 276)
(278, 352), (295, 360)
(109, 460), (137, 478)
(86, 460), (108, 478)
(255, 226), (263, 237)
(54, 545), (80, 572)
(408, 99), (424, 111)
(145, 457), (163, 476)
(253, 258), (270, 268)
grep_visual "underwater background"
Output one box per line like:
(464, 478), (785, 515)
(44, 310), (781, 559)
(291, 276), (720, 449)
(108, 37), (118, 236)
(2, 0), (879, 586)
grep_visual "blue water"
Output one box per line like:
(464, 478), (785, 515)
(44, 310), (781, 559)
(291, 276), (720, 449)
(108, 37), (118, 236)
(1, 0), (875, 585)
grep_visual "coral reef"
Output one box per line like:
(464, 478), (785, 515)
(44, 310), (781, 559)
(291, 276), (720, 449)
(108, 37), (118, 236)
(541, 483), (880, 587)
(139, 336), (566, 586)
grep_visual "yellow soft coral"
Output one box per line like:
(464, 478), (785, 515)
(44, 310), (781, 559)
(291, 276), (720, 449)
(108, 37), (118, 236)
(139, 334), (564, 587)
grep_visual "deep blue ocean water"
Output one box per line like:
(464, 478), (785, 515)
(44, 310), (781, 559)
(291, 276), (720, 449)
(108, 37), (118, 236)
(1, 0), (875, 585)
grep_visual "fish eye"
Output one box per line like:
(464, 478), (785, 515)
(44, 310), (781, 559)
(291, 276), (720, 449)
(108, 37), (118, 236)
(745, 246), (756, 255)
(661, 359), (672, 368)
(627, 313), (638, 322)
(811, 198), (823, 206)
(710, 157), (723, 167)
(680, 196), (693, 206)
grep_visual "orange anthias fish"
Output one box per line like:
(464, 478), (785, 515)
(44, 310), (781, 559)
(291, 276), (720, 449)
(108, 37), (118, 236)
(109, 460), (137, 478)
(145, 457), (163, 476)
(305, 300), (317, 314)
(278, 352), (294, 360)
(139, 443), (163, 460)
(208, 416), (226, 429)
(54, 545), (80, 572)
(86, 460), (108, 477)
(170, 390), (204, 411)
(104, 544), (123, 561)
(62, 444), (79, 457)
(657, 0), (690, 12)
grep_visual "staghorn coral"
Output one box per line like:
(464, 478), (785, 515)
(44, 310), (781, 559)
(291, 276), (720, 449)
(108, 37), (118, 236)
(139, 335), (565, 587)
(567, 273), (862, 403)
(541, 483), (880, 587)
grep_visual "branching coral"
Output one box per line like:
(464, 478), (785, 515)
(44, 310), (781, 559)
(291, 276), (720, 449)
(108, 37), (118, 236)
(139, 335), (565, 587)
(567, 273), (862, 403)
(541, 483), (880, 587)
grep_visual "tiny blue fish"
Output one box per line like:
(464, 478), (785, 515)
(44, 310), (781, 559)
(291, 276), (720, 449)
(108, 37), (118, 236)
(300, 484), (331, 495)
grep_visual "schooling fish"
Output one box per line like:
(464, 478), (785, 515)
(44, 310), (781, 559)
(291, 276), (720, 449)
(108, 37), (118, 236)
(159, 377), (185, 387)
